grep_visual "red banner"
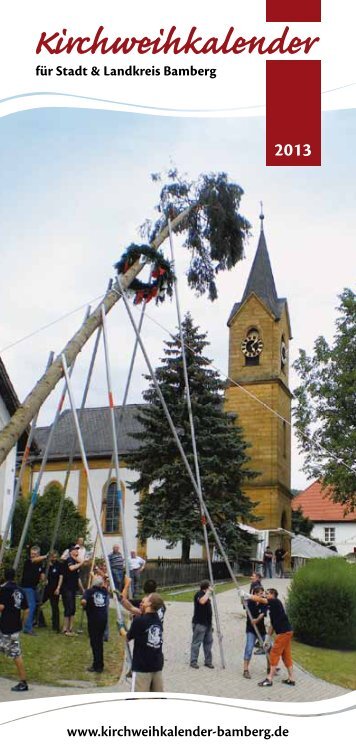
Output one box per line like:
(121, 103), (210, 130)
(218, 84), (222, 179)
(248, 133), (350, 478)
(266, 1), (321, 22)
(266, 60), (321, 166)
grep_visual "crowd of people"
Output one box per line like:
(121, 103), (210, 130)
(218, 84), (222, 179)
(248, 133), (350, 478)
(0, 541), (294, 695)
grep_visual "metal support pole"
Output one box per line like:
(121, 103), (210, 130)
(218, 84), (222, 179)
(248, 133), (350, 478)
(118, 282), (269, 663)
(100, 306), (131, 583)
(168, 219), (225, 668)
(13, 307), (90, 570)
(0, 351), (55, 567)
(61, 354), (131, 663)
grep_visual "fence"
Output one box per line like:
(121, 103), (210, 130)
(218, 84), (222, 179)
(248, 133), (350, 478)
(140, 558), (239, 588)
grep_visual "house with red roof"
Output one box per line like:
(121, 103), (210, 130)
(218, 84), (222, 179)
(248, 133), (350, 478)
(292, 480), (356, 558)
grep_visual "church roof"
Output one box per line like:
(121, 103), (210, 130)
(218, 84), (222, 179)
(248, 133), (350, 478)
(227, 228), (288, 325)
(33, 404), (145, 460)
(0, 356), (21, 417)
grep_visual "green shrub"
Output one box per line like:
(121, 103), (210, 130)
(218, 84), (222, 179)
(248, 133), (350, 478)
(287, 558), (356, 650)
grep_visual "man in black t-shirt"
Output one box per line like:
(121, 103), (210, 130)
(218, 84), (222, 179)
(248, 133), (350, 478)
(190, 580), (214, 670)
(21, 545), (47, 635)
(42, 550), (63, 632)
(0, 568), (29, 692)
(275, 547), (287, 578)
(81, 575), (109, 673)
(248, 588), (295, 688)
(57, 544), (84, 635)
(242, 585), (267, 679)
(126, 592), (164, 692)
(120, 576), (166, 625)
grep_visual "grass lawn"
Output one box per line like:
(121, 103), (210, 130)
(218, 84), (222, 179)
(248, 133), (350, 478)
(292, 640), (356, 690)
(161, 578), (248, 603)
(0, 605), (124, 688)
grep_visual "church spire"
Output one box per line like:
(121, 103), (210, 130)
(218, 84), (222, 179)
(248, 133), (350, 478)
(240, 210), (280, 319)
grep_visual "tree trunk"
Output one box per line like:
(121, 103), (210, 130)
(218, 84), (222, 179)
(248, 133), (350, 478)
(181, 536), (191, 564)
(0, 207), (193, 466)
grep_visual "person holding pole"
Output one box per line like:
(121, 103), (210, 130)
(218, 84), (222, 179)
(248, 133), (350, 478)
(57, 544), (84, 635)
(21, 546), (47, 635)
(242, 585), (267, 679)
(81, 575), (108, 673)
(190, 580), (214, 670)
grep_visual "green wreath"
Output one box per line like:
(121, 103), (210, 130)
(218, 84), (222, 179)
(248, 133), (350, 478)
(114, 244), (175, 305)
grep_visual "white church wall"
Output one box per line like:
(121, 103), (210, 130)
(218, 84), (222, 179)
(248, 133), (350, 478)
(40, 469), (80, 505)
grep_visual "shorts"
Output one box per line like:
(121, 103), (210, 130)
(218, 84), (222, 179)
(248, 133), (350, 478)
(62, 588), (76, 617)
(0, 631), (21, 659)
(269, 631), (293, 668)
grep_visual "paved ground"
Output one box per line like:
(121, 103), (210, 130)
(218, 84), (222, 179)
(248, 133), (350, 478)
(0, 578), (349, 703)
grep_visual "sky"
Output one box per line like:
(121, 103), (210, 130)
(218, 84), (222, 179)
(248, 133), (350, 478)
(0, 106), (355, 488)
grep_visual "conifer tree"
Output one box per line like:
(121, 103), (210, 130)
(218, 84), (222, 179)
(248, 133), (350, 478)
(126, 313), (257, 562)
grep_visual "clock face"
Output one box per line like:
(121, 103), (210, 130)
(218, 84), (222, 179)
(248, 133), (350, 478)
(280, 340), (288, 366)
(241, 331), (264, 358)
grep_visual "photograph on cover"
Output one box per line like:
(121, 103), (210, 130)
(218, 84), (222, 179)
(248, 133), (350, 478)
(0, 106), (355, 705)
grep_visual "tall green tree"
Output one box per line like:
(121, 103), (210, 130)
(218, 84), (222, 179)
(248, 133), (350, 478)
(11, 483), (89, 554)
(293, 289), (356, 510)
(126, 313), (257, 562)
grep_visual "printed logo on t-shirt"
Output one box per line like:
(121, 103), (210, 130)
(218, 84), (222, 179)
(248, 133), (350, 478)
(93, 591), (106, 608)
(12, 590), (23, 609)
(147, 625), (162, 649)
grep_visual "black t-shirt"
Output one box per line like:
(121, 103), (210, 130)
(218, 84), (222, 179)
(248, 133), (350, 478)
(192, 590), (212, 627)
(127, 612), (163, 672)
(61, 556), (80, 591)
(268, 598), (292, 634)
(0, 582), (28, 634)
(249, 579), (263, 594)
(21, 559), (43, 589)
(263, 550), (273, 562)
(275, 549), (286, 562)
(83, 586), (108, 621)
(246, 599), (267, 636)
(47, 562), (63, 592)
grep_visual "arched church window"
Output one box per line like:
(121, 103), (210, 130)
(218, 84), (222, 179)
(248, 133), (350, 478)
(241, 327), (264, 366)
(103, 480), (124, 534)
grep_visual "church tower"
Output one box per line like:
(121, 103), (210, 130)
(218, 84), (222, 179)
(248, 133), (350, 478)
(225, 212), (293, 530)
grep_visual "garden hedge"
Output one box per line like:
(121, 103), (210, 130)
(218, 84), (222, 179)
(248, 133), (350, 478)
(287, 558), (356, 649)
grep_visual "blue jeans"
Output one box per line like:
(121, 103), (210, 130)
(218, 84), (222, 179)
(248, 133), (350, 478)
(111, 569), (123, 592)
(264, 560), (273, 578)
(244, 631), (266, 661)
(23, 587), (36, 632)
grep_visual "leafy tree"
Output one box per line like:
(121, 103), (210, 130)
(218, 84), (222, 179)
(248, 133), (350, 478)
(293, 289), (356, 510)
(291, 506), (314, 537)
(126, 313), (257, 562)
(11, 483), (89, 554)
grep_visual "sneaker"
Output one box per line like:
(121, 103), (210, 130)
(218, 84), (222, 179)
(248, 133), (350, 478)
(282, 678), (296, 686)
(258, 678), (272, 687)
(190, 663), (199, 669)
(204, 663), (214, 669)
(11, 681), (28, 692)
(87, 666), (103, 673)
(243, 670), (251, 679)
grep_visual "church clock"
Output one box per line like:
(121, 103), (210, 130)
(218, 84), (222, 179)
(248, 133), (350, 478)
(241, 329), (264, 358)
(280, 338), (288, 367)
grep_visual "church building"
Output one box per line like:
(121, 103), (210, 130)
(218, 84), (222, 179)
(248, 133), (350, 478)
(15, 216), (293, 557)
(225, 213), (293, 532)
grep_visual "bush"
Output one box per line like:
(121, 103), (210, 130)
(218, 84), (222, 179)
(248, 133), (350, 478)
(287, 558), (356, 649)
